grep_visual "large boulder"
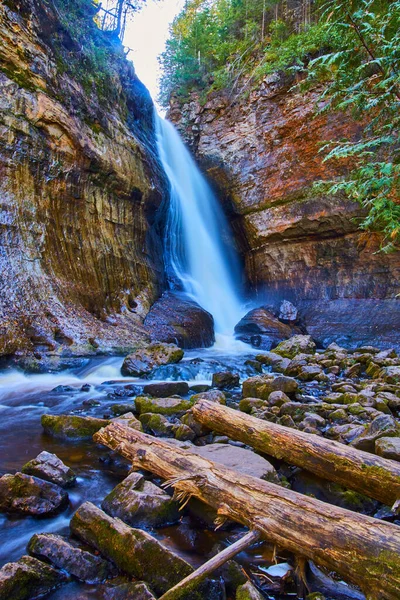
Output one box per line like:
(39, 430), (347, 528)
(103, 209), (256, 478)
(41, 415), (109, 440)
(21, 451), (76, 487)
(242, 375), (298, 400)
(212, 372), (240, 390)
(0, 555), (68, 600)
(135, 396), (193, 416)
(121, 343), (184, 377)
(70, 502), (222, 598)
(102, 472), (179, 528)
(144, 291), (215, 349)
(28, 533), (115, 583)
(0, 472), (68, 516)
(143, 381), (189, 397)
(234, 307), (299, 349)
(272, 335), (316, 358)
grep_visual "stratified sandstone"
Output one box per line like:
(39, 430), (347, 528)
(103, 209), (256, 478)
(0, 0), (167, 361)
(170, 75), (400, 349)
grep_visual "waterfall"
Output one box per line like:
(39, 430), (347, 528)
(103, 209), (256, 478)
(155, 113), (244, 337)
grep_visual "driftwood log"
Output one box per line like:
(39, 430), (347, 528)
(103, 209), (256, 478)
(94, 422), (400, 600)
(192, 399), (400, 506)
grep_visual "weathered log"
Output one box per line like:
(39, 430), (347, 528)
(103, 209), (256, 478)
(94, 423), (400, 600)
(158, 530), (260, 600)
(192, 399), (400, 506)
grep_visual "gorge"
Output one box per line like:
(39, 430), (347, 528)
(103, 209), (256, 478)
(0, 1), (400, 600)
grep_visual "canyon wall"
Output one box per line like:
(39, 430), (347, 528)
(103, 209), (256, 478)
(0, 0), (167, 366)
(170, 75), (400, 349)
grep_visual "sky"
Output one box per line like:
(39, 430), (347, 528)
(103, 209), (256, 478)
(123, 0), (186, 111)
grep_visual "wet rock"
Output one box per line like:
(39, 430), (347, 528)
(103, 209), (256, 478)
(144, 291), (215, 349)
(191, 390), (226, 404)
(121, 343), (184, 377)
(256, 351), (288, 369)
(139, 413), (175, 437)
(375, 437), (400, 461)
(379, 366), (400, 383)
(180, 411), (210, 437)
(113, 412), (143, 431)
(51, 385), (76, 393)
(110, 403), (136, 416)
(234, 307), (298, 349)
(268, 391), (291, 407)
(192, 443), (279, 483)
(0, 472), (68, 516)
(273, 335), (316, 358)
(0, 555), (68, 600)
(236, 581), (264, 600)
(307, 561), (365, 600)
(190, 384), (211, 393)
(135, 396), (193, 416)
(174, 423), (196, 441)
(350, 414), (399, 452)
(41, 414), (109, 440)
(239, 398), (266, 413)
(298, 365), (322, 381)
(28, 533), (115, 583)
(103, 581), (156, 600)
(102, 472), (179, 528)
(21, 451), (76, 487)
(212, 371), (240, 389)
(242, 375), (298, 400)
(143, 381), (189, 397)
(70, 502), (222, 598)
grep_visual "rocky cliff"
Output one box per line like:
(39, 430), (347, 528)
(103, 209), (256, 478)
(0, 0), (167, 367)
(170, 75), (400, 349)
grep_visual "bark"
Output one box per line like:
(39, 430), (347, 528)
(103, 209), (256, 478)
(94, 423), (400, 600)
(192, 399), (400, 507)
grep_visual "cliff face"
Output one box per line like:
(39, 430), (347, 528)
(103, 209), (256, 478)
(0, 0), (167, 364)
(170, 75), (400, 348)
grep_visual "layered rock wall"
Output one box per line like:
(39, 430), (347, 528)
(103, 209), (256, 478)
(0, 0), (167, 362)
(170, 75), (400, 348)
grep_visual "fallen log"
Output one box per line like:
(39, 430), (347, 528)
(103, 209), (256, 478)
(158, 530), (260, 600)
(192, 399), (400, 507)
(94, 423), (400, 600)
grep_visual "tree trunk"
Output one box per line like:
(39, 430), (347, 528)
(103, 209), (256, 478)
(192, 399), (400, 507)
(94, 423), (400, 600)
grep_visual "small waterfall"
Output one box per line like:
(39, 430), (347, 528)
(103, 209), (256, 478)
(155, 113), (244, 337)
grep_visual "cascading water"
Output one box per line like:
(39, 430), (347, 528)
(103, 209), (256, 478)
(155, 113), (244, 337)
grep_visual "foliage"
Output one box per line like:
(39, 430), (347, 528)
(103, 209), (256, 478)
(306, 0), (400, 250)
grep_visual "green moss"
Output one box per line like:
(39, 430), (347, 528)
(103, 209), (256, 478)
(41, 414), (109, 440)
(135, 396), (193, 416)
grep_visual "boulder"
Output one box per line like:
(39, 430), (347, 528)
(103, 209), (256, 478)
(113, 412), (143, 431)
(103, 581), (156, 599)
(121, 343), (184, 377)
(21, 451), (76, 487)
(102, 472), (179, 528)
(135, 396), (193, 416)
(268, 391), (291, 407)
(191, 390), (226, 405)
(378, 366), (400, 383)
(234, 307), (298, 349)
(144, 291), (215, 349)
(28, 533), (115, 583)
(70, 502), (222, 598)
(279, 300), (298, 323)
(139, 413), (175, 437)
(41, 414), (109, 440)
(0, 472), (68, 516)
(273, 335), (316, 358)
(236, 581), (265, 600)
(0, 556), (68, 600)
(375, 437), (400, 461)
(212, 371), (240, 389)
(143, 381), (189, 397)
(242, 375), (298, 400)
(350, 414), (399, 452)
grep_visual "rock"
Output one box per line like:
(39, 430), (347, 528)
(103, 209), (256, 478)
(139, 413), (175, 437)
(144, 291), (215, 349)
(273, 335), (316, 358)
(298, 365), (322, 381)
(375, 437), (400, 461)
(174, 423), (196, 441)
(236, 581), (265, 600)
(329, 408), (348, 423)
(350, 414), (399, 452)
(135, 396), (193, 415)
(110, 403), (137, 416)
(0, 555), (68, 600)
(379, 366), (400, 383)
(21, 451), (76, 487)
(102, 472), (179, 528)
(191, 443), (279, 483)
(28, 533), (115, 583)
(239, 398), (266, 413)
(103, 581), (156, 600)
(143, 381), (189, 397)
(256, 352), (287, 368)
(113, 412), (143, 431)
(191, 390), (226, 404)
(0, 472), (68, 516)
(121, 343), (184, 377)
(70, 502), (222, 598)
(268, 391), (291, 406)
(212, 371), (240, 389)
(234, 307), (298, 349)
(41, 414), (109, 440)
(242, 375), (298, 400)
(279, 300), (298, 323)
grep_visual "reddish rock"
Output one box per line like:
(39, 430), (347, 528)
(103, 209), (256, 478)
(234, 306), (300, 349)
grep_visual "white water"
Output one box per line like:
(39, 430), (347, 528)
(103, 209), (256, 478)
(155, 113), (244, 336)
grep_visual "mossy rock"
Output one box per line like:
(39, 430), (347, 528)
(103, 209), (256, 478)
(121, 343), (184, 377)
(272, 335), (316, 359)
(41, 414), (109, 440)
(236, 581), (264, 600)
(139, 413), (175, 437)
(239, 397), (265, 413)
(0, 555), (68, 600)
(135, 396), (193, 416)
(0, 472), (68, 516)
